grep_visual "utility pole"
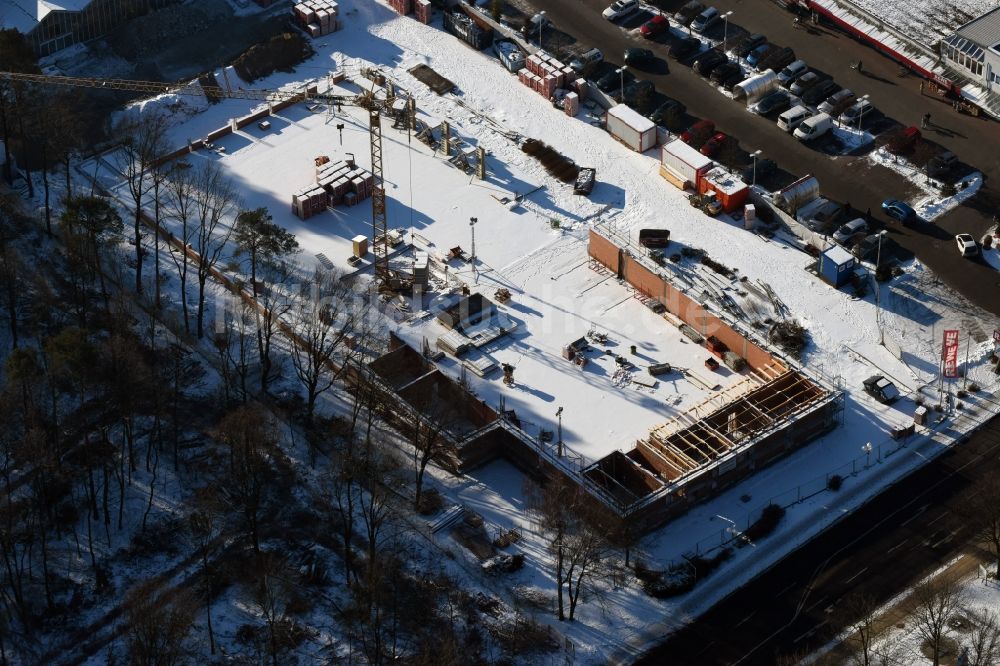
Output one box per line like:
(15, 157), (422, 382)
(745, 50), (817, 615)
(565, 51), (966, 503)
(556, 406), (563, 457)
(875, 230), (885, 346)
(469, 216), (478, 282)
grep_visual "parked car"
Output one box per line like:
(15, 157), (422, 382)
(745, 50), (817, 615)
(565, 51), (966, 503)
(759, 46), (796, 74)
(818, 88), (855, 115)
(596, 68), (632, 93)
(718, 68), (746, 90)
(839, 99), (876, 126)
(710, 62), (742, 84)
(801, 79), (840, 107)
(649, 98), (686, 125)
(956, 233), (979, 256)
(776, 59), (807, 86)
(793, 112), (833, 141)
(833, 218), (869, 244)
(734, 34), (766, 58)
(739, 158), (776, 184)
(693, 50), (728, 76)
(749, 89), (791, 116)
(673, 0), (705, 27)
(624, 47), (657, 69)
(885, 126), (921, 155)
(863, 375), (900, 404)
(691, 7), (720, 33)
(789, 71), (821, 96)
(680, 119), (715, 144)
(777, 105), (810, 132)
(603, 0), (639, 21)
(570, 48), (604, 73)
(641, 15), (670, 38)
(746, 44), (777, 70)
(700, 132), (727, 156)
(668, 36), (702, 60)
(927, 150), (958, 178)
(882, 198), (917, 225)
(621, 80), (655, 111)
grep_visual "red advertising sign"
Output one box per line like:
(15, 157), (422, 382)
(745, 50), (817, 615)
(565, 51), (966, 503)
(942, 329), (960, 378)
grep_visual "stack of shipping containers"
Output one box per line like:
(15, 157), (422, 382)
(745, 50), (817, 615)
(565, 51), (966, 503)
(293, 0), (340, 37)
(517, 52), (575, 100)
(292, 159), (376, 220)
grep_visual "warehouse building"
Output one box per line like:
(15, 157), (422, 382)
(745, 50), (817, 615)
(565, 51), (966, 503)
(941, 7), (1000, 90)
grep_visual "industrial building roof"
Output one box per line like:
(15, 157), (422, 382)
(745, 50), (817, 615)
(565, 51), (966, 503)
(955, 5), (1000, 48)
(0, 0), (91, 34)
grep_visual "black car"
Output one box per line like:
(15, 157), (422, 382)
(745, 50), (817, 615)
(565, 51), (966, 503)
(709, 62), (742, 84)
(596, 68), (633, 93)
(749, 89), (791, 116)
(734, 33), (766, 59)
(668, 37), (701, 60)
(649, 98), (686, 124)
(801, 79), (841, 107)
(621, 80), (656, 111)
(693, 50), (728, 76)
(624, 47), (657, 69)
(740, 158), (777, 184)
(718, 69), (746, 91)
(759, 47), (796, 74)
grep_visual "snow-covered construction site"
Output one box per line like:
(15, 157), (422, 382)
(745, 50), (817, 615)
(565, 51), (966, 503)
(65, 0), (1000, 660)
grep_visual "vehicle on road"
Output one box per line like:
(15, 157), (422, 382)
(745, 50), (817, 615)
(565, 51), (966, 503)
(789, 71), (821, 96)
(700, 132), (727, 156)
(640, 15), (670, 38)
(693, 50), (728, 76)
(746, 44), (776, 70)
(881, 198), (917, 225)
(710, 62), (742, 84)
(927, 150), (958, 178)
(885, 126), (921, 155)
(801, 79), (841, 107)
(603, 0), (639, 21)
(596, 68), (633, 93)
(956, 233), (979, 256)
(673, 0), (705, 27)
(839, 99), (877, 126)
(793, 112), (833, 141)
(691, 7), (720, 33)
(863, 375), (900, 404)
(832, 218), (868, 244)
(680, 119), (715, 144)
(749, 89), (791, 116)
(777, 105), (810, 132)
(624, 47), (657, 69)
(818, 88), (855, 115)
(649, 99), (686, 125)
(668, 36), (702, 60)
(776, 59), (807, 86)
(739, 158), (776, 184)
(570, 48), (604, 73)
(734, 34), (766, 58)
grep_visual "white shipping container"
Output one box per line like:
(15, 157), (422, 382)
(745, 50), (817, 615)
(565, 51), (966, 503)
(660, 139), (713, 186)
(606, 105), (657, 153)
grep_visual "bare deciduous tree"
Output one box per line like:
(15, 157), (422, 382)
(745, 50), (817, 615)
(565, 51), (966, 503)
(968, 607), (1000, 666)
(910, 575), (966, 666)
(122, 579), (195, 666)
(970, 478), (1000, 580)
(845, 592), (879, 666)
(191, 162), (239, 339)
(164, 161), (197, 334)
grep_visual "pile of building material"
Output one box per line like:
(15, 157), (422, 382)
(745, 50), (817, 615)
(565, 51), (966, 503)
(414, 0), (431, 23)
(493, 38), (526, 73)
(294, 0), (339, 37)
(291, 158), (375, 220)
(388, 0), (412, 15)
(518, 52), (574, 99)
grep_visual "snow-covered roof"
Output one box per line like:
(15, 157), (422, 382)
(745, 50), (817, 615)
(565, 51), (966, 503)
(0, 0), (91, 34)
(661, 139), (713, 171)
(955, 6), (1000, 48)
(607, 104), (655, 133)
(822, 245), (855, 266)
(702, 166), (748, 196)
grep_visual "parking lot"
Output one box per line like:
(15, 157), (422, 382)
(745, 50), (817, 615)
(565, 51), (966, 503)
(521, 0), (1000, 316)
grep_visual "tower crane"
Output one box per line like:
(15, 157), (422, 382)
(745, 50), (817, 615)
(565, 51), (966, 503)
(0, 70), (413, 284)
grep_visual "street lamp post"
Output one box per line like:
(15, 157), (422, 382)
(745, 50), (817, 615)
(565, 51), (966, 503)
(857, 93), (870, 132)
(617, 66), (627, 102)
(469, 216), (478, 281)
(722, 11), (733, 51)
(556, 407), (564, 457)
(875, 229), (886, 346)
(538, 11), (546, 48)
(750, 149), (762, 187)
(863, 442), (873, 467)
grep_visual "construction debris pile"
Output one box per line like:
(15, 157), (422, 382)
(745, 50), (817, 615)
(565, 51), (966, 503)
(293, 0), (339, 37)
(291, 157), (375, 220)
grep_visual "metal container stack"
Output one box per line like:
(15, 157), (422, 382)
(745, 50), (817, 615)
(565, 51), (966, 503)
(292, 159), (375, 219)
(389, 0), (412, 15)
(294, 0), (340, 37)
(414, 0), (432, 23)
(519, 52), (573, 100)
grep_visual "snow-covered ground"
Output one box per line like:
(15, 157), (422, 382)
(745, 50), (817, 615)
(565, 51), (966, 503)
(843, 0), (999, 44)
(67, 0), (1000, 660)
(867, 146), (983, 221)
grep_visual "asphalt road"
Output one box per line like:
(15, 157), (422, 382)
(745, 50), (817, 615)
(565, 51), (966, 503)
(526, 0), (1000, 317)
(634, 405), (1000, 665)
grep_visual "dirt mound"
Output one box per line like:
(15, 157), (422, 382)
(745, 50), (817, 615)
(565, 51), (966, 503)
(521, 138), (579, 183)
(232, 32), (314, 83)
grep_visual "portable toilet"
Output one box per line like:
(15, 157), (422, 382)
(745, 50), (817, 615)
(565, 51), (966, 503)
(818, 245), (855, 288)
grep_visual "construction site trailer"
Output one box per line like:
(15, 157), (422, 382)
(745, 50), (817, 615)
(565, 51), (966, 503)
(605, 105), (657, 153)
(699, 166), (749, 213)
(818, 245), (855, 287)
(733, 69), (778, 104)
(659, 139), (713, 190)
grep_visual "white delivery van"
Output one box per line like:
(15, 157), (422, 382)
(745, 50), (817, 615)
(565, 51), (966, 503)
(793, 112), (833, 141)
(777, 105), (810, 132)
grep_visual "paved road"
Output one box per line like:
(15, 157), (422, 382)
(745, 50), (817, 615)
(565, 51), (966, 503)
(526, 0), (1000, 317)
(633, 407), (1000, 665)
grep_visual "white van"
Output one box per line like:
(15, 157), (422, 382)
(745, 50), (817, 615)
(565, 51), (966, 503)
(777, 105), (810, 132)
(570, 48), (604, 72)
(794, 112), (832, 141)
(777, 59), (807, 86)
(691, 7), (720, 33)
